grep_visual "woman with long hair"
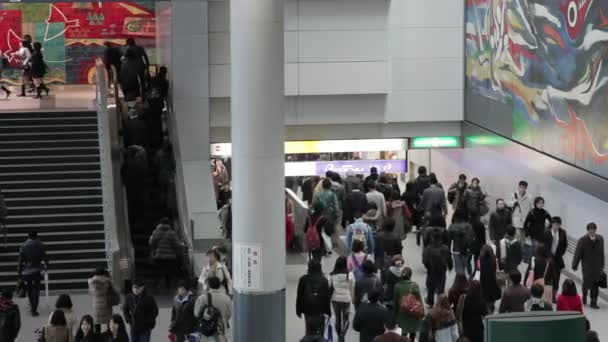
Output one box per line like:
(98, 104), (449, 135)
(329, 256), (354, 342)
(102, 315), (129, 342)
(421, 294), (459, 342)
(557, 279), (583, 314)
(459, 281), (488, 342)
(74, 315), (100, 342)
(478, 245), (501, 313)
(30, 41), (49, 99)
(40, 310), (70, 342)
(11, 37), (32, 97)
(448, 274), (469, 311)
(50, 294), (78, 342)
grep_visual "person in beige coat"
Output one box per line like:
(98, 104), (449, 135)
(49, 295), (78, 342)
(88, 266), (115, 333)
(194, 276), (232, 342)
(40, 310), (70, 342)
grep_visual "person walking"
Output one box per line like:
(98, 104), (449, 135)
(50, 294), (78, 342)
(170, 283), (196, 342)
(529, 284), (553, 311)
(423, 295), (459, 342)
(119, 48), (145, 102)
(0, 49), (11, 98)
(88, 266), (115, 333)
(393, 267), (424, 341)
(40, 310), (70, 342)
(448, 211), (475, 277)
(478, 245), (501, 313)
(458, 281), (487, 342)
(314, 178), (340, 236)
(296, 260), (331, 337)
(17, 230), (48, 316)
(122, 280), (159, 342)
(414, 166), (432, 204)
(346, 212), (375, 255)
(329, 257), (354, 342)
(30, 42), (49, 99)
(423, 229), (453, 306)
(523, 196), (551, 246)
(447, 274), (469, 311)
(0, 288), (20, 342)
(103, 41), (122, 86)
(572, 222), (605, 309)
(401, 182), (419, 229)
(498, 271), (531, 313)
(420, 176), (448, 218)
(344, 182), (368, 226)
(354, 260), (382, 310)
(447, 174), (467, 212)
(102, 314), (129, 342)
(556, 279), (584, 314)
(353, 289), (390, 342)
(496, 226), (523, 277)
(124, 38), (150, 71)
(488, 199), (512, 243)
(525, 244), (555, 303)
(545, 216), (568, 303)
(149, 219), (182, 290)
(194, 276), (232, 342)
(376, 218), (403, 269)
(382, 255), (405, 310)
(463, 178), (487, 221)
(366, 181), (387, 223)
(508, 180), (533, 241)
(373, 316), (411, 342)
(74, 315), (101, 342)
(11, 38), (32, 97)
(198, 248), (233, 296)
(387, 191), (410, 240)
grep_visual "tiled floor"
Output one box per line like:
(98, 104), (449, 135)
(14, 235), (608, 341)
(0, 85), (96, 111)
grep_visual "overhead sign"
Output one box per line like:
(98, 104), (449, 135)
(411, 136), (461, 148)
(285, 159), (407, 177)
(210, 139), (407, 157)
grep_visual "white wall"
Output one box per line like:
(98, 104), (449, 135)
(206, 0), (464, 125)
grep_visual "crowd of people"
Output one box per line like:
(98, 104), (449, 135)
(296, 166), (604, 342)
(0, 34), (50, 99)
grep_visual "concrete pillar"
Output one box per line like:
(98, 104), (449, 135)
(230, 0), (286, 340)
(166, 0), (221, 250)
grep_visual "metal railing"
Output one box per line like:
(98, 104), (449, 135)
(94, 59), (134, 292)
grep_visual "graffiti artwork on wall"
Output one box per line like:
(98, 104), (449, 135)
(466, 0), (608, 177)
(0, 1), (156, 84)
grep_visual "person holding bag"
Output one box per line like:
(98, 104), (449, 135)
(525, 245), (554, 303)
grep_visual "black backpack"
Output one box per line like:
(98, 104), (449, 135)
(197, 293), (222, 337)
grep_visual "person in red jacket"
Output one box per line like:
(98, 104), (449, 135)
(286, 214), (295, 250)
(556, 279), (583, 314)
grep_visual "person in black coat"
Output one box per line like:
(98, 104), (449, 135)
(103, 41), (122, 84)
(120, 48), (145, 102)
(523, 197), (551, 243)
(30, 42), (49, 99)
(354, 260), (383, 310)
(460, 280), (488, 342)
(170, 283), (196, 342)
(572, 222), (605, 309)
(479, 245), (501, 313)
(375, 218), (403, 270)
(545, 216), (568, 302)
(123, 107), (150, 149)
(122, 280), (159, 342)
(488, 199), (512, 243)
(0, 288), (20, 342)
(353, 289), (389, 342)
(401, 181), (419, 228)
(470, 217), (486, 276)
(423, 229), (453, 306)
(496, 226), (523, 275)
(296, 260), (331, 336)
(345, 182), (369, 225)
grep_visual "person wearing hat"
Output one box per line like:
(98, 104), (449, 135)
(544, 216), (567, 303)
(122, 279), (158, 342)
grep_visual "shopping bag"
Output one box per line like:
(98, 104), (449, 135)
(321, 230), (332, 253)
(43, 272), (50, 308)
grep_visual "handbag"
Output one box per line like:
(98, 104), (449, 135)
(598, 272), (608, 289)
(526, 258), (549, 288)
(456, 294), (466, 335)
(16, 278), (27, 298)
(324, 317), (334, 342)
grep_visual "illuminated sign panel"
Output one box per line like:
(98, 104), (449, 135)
(411, 136), (461, 148)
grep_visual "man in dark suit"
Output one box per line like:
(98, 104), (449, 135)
(573, 222), (605, 309)
(545, 216), (568, 303)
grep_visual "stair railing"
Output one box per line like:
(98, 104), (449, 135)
(94, 59), (135, 292)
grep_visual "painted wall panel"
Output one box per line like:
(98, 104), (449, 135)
(207, 0), (228, 33)
(390, 0), (464, 28)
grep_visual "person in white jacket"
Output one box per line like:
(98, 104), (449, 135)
(0, 49), (11, 98)
(198, 248), (232, 296)
(329, 256), (355, 342)
(508, 180), (534, 240)
(10, 38), (33, 97)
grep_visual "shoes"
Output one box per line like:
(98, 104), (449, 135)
(583, 295), (588, 306)
(5, 90), (10, 99)
(591, 303), (600, 309)
(31, 311), (39, 317)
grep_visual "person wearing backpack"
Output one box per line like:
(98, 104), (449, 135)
(448, 210), (475, 277)
(346, 211), (375, 254)
(305, 203), (329, 261)
(195, 276), (232, 342)
(296, 260), (331, 337)
(423, 229), (453, 306)
(354, 260), (382, 310)
(347, 240), (370, 278)
(393, 267), (424, 341)
(122, 280), (159, 342)
(0, 288), (20, 342)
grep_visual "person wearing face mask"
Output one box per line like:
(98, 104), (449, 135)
(489, 199), (512, 243)
(572, 223), (605, 309)
(544, 217), (567, 303)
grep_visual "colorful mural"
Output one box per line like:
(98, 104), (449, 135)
(0, 1), (156, 84)
(466, 0), (608, 178)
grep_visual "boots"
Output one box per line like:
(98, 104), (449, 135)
(17, 85), (26, 97)
(34, 86), (42, 99)
(1, 86), (10, 99)
(582, 291), (588, 305)
(41, 83), (49, 96)
(591, 296), (600, 309)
